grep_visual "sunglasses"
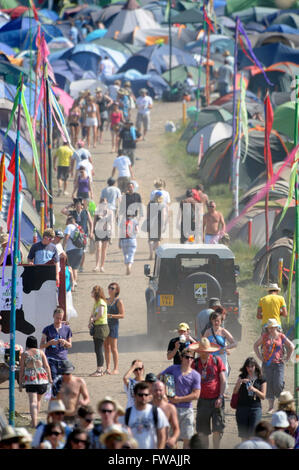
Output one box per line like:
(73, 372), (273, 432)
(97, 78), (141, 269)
(100, 409), (114, 414)
(50, 431), (62, 436)
(84, 418), (93, 423)
(137, 393), (149, 397)
(72, 438), (87, 445)
(108, 286), (116, 290)
(53, 411), (65, 416)
(183, 355), (194, 360)
(134, 367), (143, 372)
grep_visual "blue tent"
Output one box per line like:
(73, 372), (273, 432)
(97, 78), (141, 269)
(0, 18), (63, 49)
(238, 42), (299, 68)
(104, 71), (169, 99)
(265, 24), (299, 34)
(52, 60), (84, 90)
(0, 42), (15, 56)
(0, 129), (33, 165)
(118, 44), (197, 75)
(85, 29), (108, 42)
(61, 43), (127, 73)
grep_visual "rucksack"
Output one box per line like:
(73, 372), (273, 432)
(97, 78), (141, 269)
(194, 355), (219, 371)
(121, 128), (135, 149)
(71, 225), (87, 249)
(125, 405), (158, 428)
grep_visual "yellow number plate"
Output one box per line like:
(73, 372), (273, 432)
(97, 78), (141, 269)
(160, 295), (174, 306)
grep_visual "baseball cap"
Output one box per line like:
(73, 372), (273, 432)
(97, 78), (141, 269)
(178, 322), (189, 331)
(145, 373), (157, 383)
(55, 229), (64, 239)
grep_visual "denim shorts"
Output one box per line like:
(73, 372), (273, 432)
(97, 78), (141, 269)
(236, 406), (262, 438)
(108, 319), (119, 339)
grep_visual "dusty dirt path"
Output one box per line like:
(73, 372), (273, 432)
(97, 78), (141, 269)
(0, 100), (294, 448)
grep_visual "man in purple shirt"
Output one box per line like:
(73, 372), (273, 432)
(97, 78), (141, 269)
(158, 348), (201, 449)
(40, 307), (72, 381)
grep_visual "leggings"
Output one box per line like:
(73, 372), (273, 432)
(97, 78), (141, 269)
(93, 337), (105, 367)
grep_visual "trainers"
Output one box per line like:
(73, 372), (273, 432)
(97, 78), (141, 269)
(63, 191), (69, 196)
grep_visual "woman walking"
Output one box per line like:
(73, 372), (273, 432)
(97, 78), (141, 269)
(120, 214), (139, 275)
(85, 95), (100, 148)
(19, 335), (52, 428)
(88, 285), (109, 377)
(72, 167), (93, 201)
(93, 198), (113, 272)
(68, 100), (81, 146)
(254, 318), (294, 413)
(232, 357), (266, 442)
(104, 282), (125, 375)
(110, 102), (124, 152)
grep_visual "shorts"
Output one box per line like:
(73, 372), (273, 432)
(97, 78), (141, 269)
(204, 234), (217, 244)
(196, 397), (225, 436)
(77, 191), (89, 200)
(117, 176), (130, 194)
(85, 117), (98, 127)
(108, 319), (119, 339)
(136, 112), (150, 131)
(67, 248), (83, 270)
(57, 166), (69, 181)
(176, 407), (194, 440)
(69, 122), (79, 127)
(95, 234), (110, 243)
(25, 384), (48, 395)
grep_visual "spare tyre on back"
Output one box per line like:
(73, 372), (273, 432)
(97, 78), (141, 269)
(178, 272), (222, 314)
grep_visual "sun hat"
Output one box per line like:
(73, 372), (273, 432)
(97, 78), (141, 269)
(278, 391), (295, 405)
(15, 427), (32, 444)
(0, 425), (19, 442)
(188, 337), (221, 353)
(271, 411), (289, 428)
(95, 87), (102, 92)
(99, 424), (129, 445)
(266, 318), (280, 329)
(139, 88), (147, 94)
(145, 373), (157, 383)
(209, 297), (221, 307)
(48, 400), (66, 414)
(178, 322), (189, 331)
(267, 283), (281, 292)
(60, 360), (75, 374)
(223, 50), (230, 57)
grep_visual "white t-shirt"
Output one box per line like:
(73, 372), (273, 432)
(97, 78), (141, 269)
(64, 224), (78, 251)
(136, 96), (153, 115)
(120, 404), (169, 449)
(101, 186), (122, 211)
(101, 58), (114, 76)
(72, 148), (91, 170)
(113, 155), (131, 177)
(150, 189), (171, 204)
(78, 159), (93, 179)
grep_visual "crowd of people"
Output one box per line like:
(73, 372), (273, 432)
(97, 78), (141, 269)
(0, 79), (297, 451)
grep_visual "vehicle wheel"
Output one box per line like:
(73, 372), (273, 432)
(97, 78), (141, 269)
(178, 272), (222, 314)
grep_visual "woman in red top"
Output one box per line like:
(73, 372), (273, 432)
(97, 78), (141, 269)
(254, 318), (294, 413)
(109, 102), (124, 152)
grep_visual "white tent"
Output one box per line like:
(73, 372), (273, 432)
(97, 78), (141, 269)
(187, 122), (232, 155)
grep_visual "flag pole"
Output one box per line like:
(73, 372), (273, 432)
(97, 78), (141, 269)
(9, 75), (23, 426)
(231, 17), (239, 192)
(46, 77), (54, 228)
(234, 73), (243, 218)
(294, 75), (299, 414)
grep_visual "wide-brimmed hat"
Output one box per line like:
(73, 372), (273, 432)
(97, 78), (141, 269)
(209, 297), (221, 307)
(278, 391), (295, 405)
(99, 424), (129, 445)
(271, 411), (289, 428)
(0, 233), (8, 245)
(188, 337), (221, 353)
(60, 360), (75, 374)
(178, 322), (189, 331)
(266, 318), (280, 329)
(48, 400), (66, 414)
(267, 283), (281, 292)
(95, 87), (102, 92)
(0, 425), (19, 442)
(15, 427), (32, 443)
(223, 50), (230, 57)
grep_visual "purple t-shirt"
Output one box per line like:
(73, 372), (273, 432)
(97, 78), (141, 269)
(160, 364), (201, 408)
(42, 324), (72, 361)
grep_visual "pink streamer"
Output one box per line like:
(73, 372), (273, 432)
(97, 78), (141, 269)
(33, 76), (45, 136)
(226, 144), (299, 234)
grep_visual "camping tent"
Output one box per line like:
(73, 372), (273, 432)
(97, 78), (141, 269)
(105, 0), (161, 39)
(239, 43), (299, 68)
(187, 122), (232, 155)
(273, 101), (295, 141)
(180, 106), (232, 142)
(246, 62), (299, 97)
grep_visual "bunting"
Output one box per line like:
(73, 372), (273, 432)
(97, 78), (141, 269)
(0, 153), (7, 211)
(264, 91), (274, 181)
(203, 5), (215, 32)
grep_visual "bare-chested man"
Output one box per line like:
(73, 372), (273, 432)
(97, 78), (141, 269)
(152, 380), (180, 449)
(203, 200), (225, 244)
(55, 360), (90, 425)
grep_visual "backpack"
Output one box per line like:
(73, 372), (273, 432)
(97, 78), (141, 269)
(125, 405), (158, 428)
(121, 128), (135, 149)
(71, 224), (87, 249)
(194, 355), (219, 371)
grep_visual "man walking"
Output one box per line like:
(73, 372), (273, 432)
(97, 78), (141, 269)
(167, 322), (196, 365)
(136, 88), (153, 140)
(203, 200), (225, 244)
(191, 337), (226, 449)
(53, 140), (74, 196)
(27, 228), (60, 286)
(152, 380), (180, 448)
(100, 177), (121, 221)
(111, 149), (134, 194)
(118, 120), (141, 166)
(52, 360), (90, 426)
(122, 381), (168, 449)
(216, 55), (233, 97)
(257, 283), (287, 329)
(158, 348), (201, 449)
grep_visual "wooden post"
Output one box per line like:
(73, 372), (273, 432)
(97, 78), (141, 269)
(278, 258), (283, 289)
(182, 100), (187, 125)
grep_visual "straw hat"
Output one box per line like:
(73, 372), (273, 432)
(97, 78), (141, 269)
(266, 318), (280, 329)
(188, 337), (221, 353)
(0, 425), (19, 442)
(223, 50), (230, 57)
(278, 391), (295, 405)
(99, 424), (129, 445)
(267, 283), (281, 292)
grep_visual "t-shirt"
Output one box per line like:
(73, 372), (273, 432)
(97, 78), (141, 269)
(28, 241), (59, 265)
(258, 294), (286, 326)
(119, 127), (139, 149)
(55, 145), (73, 167)
(160, 364), (201, 408)
(64, 224), (80, 251)
(167, 337), (194, 365)
(237, 376), (266, 408)
(122, 192), (142, 218)
(261, 332), (286, 364)
(150, 189), (171, 204)
(136, 96), (153, 115)
(72, 148), (91, 170)
(195, 308), (214, 339)
(93, 298), (107, 325)
(217, 64), (233, 84)
(100, 186), (121, 211)
(235, 438), (273, 449)
(192, 355), (225, 399)
(113, 156), (131, 177)
(78, 160), (93, 179)
(42, 323), (72, 361)
(120, 404), (169, 449)
(101, 58), (114, 76)
(69, 209), (89, 235)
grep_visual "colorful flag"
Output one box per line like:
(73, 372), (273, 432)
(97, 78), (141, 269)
(6, 148), (22, 232)
(0, 153), (7, 211)
(203, 5), (215, 32)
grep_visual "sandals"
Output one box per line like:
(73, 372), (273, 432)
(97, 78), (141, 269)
(104, 369), (112, 375)
(89, 370), (104, 377)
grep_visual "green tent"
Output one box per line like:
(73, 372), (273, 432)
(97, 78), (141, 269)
(273, 101), (295, 142)
(180, 106), (232, 141)
(0, 0), (18, 7)
(227, 0), (282, 17)
(171, 8), (204, 24)
(162, 65), (205, 86)
(0, 61), (33, 87)
(230, 5), (279, 21)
